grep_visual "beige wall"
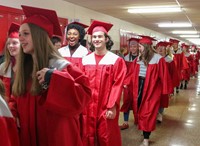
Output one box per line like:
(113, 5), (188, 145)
(1, 0), (170, 50)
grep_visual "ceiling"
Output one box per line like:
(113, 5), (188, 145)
(63, 0), (200, 45)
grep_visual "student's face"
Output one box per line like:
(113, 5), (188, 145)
(172, 43), (178, 50)
(156, 46), (166, 56)
(67, 29), (80, 47)
(92, 31), (107, 50)
(54, 42), (62, 50)
(19, 23), (34, 54)
(6, 38), (20, 57)
(139, 44), (145, 53)
(129, 43), (138, 55)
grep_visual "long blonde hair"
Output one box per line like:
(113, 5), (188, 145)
(12, 23), (62, 96)
(0, 79), (6, 100)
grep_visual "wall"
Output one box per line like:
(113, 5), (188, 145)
(1, 0), (170, 50)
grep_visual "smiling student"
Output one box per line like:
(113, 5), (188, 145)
(81, 20), (126, 146)
(9, 5), (91, 146)
(59, 21), (89, 68)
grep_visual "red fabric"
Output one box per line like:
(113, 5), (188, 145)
(0, 117), (19, 146)
(64, 57), (83, 69)
(87, 20), (113, 35)
(21, 5), (62, 37)
(120, 61), (133, 112)
(126, 55), (171, 131)
(9, 64), (91, 146)
(173, 52), (189, 84)
(181, 54), (193, 81)
(82, 52), (126, 146)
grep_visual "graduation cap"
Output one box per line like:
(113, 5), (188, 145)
(128, 38), (139, 45)
(181, 43), (189, 49)
(87, 20), (113, 35)
(68, 21), (89, 29)
(8, 22), (20, 38)
(139, 35), (156, 45)
(21, 5), (62, 37)
(156, 41), (171, 48)
(169, 38), (180, 44)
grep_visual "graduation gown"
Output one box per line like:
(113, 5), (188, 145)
(0, 63), (12, 101)
(172, 49), (189, 84)
(59, 45), (89, 68)
(127, 54), (171, 131)
(9, 59), (91, 146)
(159, 56), (175, 108)
(120, 53), (137, 113)
(0, 95), (19, 146)
(182, 53), (193, 81)
(82, 52), (126, 146)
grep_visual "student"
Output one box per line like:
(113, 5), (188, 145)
(0, 22), (20, 102)
(51, 35), (62, 50)
(120, 37), (139, 130)
(59, 21), (89, 68)
(155, 42), (176, 123)
(170, 38), (188, 93)
(125, 36), (171, 146)
(81, 20), (126, 146)
(180, 43), (192, 89)
(9, 5), (91, 146)
(0, 79), (19, 146)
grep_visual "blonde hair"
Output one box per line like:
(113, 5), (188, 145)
(12, 23), (62, 96)
(0, 79), (6, 100)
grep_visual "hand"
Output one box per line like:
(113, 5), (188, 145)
(106, 105), (116, 119)
(36, 68), (49, 84)
(123, 85), (128, 88)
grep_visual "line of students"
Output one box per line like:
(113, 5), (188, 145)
(119, 37), (199, 146)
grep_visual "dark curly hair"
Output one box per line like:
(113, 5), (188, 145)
(67, 23), (86, 42)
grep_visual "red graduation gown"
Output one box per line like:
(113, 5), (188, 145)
(9, 59), (91, 146)
(0, 95), (19, 146)
(172, 49), (189, 84)
(182, 53), (193, 81)
(0, 63), (12, 101)
(159, 56), (175, 108)
(59, 45), (89, 68)
(128, 54), (171, 131)
(82, 52), (126, 146)
(120, 53), (138, 113)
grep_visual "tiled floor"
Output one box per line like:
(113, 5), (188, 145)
(119, 75), (200, 146)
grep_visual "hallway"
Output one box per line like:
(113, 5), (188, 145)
(119, 75), (200, 146)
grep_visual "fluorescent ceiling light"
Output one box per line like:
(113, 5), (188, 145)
(158, 23), (192, 27)
(180, 35), (200, 38)
(128, 6), (182, 13)
(187, 38), (200, 45)
(172, 31), (197, 34)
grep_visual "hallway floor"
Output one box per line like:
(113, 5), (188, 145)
(119, 75), (200, 146)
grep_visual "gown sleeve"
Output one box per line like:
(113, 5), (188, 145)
(45, 64), (91, 116)
(106, 58), (127, 109)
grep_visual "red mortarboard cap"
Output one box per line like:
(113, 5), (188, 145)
(128, 38), (139, 42)
(69, 21), (89, 29)
(87, 20), (113, 35)
(8, 22), (20, 38)
(169, 38), (180, 44)
(21, 5), (62, 37)
(191, 45), (196, 49)
(181, 43), (189, 49)
(139, 35), (156, 45)
(156, 42), (165, 48)
(128, 38), (139, 45)
(156, 41), (171, 48)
